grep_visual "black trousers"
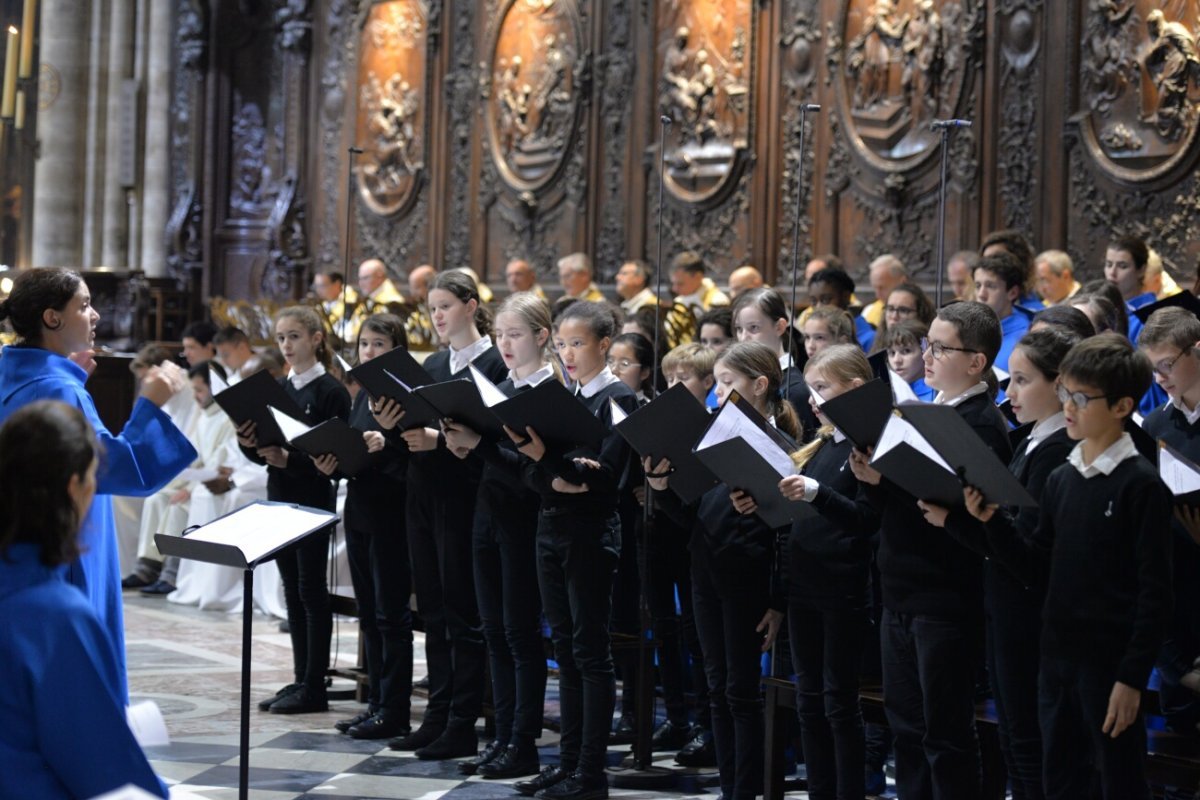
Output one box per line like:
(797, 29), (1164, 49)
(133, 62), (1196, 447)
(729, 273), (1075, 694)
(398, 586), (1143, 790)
(613, 495), (641, 719)
(880, 607), (982, 800)
(344, 512), (414, 723)
(474, 506), (547, 749)
(1040, 645), (1150, 800)
(536, 509), (619, 778)
(406, 477), (484, 730)
(789, 600), (867, 800)
(276, 527), (333, 692)
(985, 568), (1044, 800)
(691, 544), (769, 800)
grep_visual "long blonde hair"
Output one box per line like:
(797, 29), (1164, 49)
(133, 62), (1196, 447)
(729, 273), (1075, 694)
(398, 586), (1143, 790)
(715, 341), (801, 440)
(496, 291), (564, 384)
(791, 344), (872, 470)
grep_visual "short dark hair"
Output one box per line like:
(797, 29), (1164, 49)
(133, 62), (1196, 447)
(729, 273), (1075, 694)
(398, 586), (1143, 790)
(188, 360), (224, 384)
(1013, 328), (1081, 382)
(1139, 306), (1200, 351)
(622, 259), (652, 285)
(0, 267), (83, 345)
(1079, 280), (1130, 335)
(882, 318), (928, 350)
(555, 300), (618, 340)
(1107, 234), (1149, 270)
(181, 320), (218, 346)
(937, 300), (1002, 368)
(1059, 333), (1152, 413)
(213, 326), (250, 346)
(697, 306), (733, 337)
(0, 401), (100, 566)
(981, 229), (1034, 273)
(325, 272), (345, 285)
(975, 252), (1026, 292)
(1031, 305), (1095, 339)
(670, 251), (707, 276)
(809, 267), (856, 296)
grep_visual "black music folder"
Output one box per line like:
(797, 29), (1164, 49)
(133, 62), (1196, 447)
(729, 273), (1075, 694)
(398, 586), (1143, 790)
(268, 408), (372, 478)
(867, 349), (890, 382)
(213, 369), (307, 449)
(470, 367), (608, 453)
(817, 378), (894, 453)
(348, 348), (440, 429)
(1159, 440), (1200, 506)
(692, 392), (814, 528)
(1133, 290), (1200, 324)
(614, 383), (718, 504)
(412, 377), (506, 440)
(155, 500), (339, 570)
(871, 402), (1037, 508)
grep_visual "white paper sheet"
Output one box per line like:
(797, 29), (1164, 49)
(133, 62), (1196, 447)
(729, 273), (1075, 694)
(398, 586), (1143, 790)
(696, 399), (794, 479)
(470, 363), (509, 407)
(381, 367), (416, 393)
(872, 415), (955, 474)
(889, 369), (919, 403)
(268, 406), (311, 442)
(182, 503), (337, 564)
(176, 467), (221, 484)
(993, 365), (1009, 384)
(125, 701), (170, 748)
(208, 363), (229, 395)
(1160, 444), (1200, 496)
(609, 398), (629, 425)
(335, 353), (354, 374)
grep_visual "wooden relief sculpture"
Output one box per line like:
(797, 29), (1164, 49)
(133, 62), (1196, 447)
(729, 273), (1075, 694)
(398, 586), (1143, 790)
(656, 0), (753, 205)
(485, 0), (584, 193)
(354, 0), (429, 217)
(1080, 0), (1200, 182)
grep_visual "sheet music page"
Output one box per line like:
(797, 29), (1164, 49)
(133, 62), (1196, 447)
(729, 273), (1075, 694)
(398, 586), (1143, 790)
(381, 368), (416, 393)
(268, 406), (312, 442)
(609, 397), (628, 425)
(872, 415), (955, 474)
(209, 364), (229, 395)
(470, 363), (509, 407)
(889, 369), (919, 403)
(184, 503), (336, 563)
(993, 365), (1009, 384)
(696, 400), (795, 478)
(335, 353), (354, 374)
(1160, 444), (1200, 496)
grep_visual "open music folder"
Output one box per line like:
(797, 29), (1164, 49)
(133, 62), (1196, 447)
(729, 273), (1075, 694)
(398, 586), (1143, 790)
(267, 407), (373, 477)
(1159, 440), (1200, 506)
(468, 364), (608, 453)
(212, 368), (307, 449)
(614, 383), (719, 504)
(692, 391), (814, 529)
(348, 347), (440, 429)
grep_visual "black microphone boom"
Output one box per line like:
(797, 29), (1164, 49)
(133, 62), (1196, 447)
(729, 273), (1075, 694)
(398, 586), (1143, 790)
(931, 119), (972, 129)
(931, 120), (972, 307)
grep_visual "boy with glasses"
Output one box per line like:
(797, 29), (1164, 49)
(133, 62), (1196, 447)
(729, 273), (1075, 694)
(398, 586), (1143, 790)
(848, 301), (1011, 798)
(968, 333), (1171, 800)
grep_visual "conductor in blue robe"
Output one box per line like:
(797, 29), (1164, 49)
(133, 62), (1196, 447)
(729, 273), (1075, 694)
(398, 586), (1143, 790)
(0, 401), (169, 798)
(0, 269), (196, 700)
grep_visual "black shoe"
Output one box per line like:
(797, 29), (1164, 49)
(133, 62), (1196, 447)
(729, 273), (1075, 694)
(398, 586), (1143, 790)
(121, 573), (153, 589)
(478, 743), (540, 779)
(650, 719), (692, 751)
(270, 686), (328, 714)
(414, 675), (430, 690)
(138, 580), (176, 595)
(674, 727), (716, 767)
(609, 714), (636, 744)
(350, 713), (410, 740)
(278, 620), (290, 633)
(515, 765), (571, 796)
(416, 726), (479, 760)
(538, 772), (608, 800)
(388, 722), (446, 751)
(257, 683), (301, 712)
(335, 710), (374, 734)
(458, 739), (504, 775)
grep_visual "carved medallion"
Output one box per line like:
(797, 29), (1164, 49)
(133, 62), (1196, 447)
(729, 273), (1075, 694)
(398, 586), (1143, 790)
(833, 0), (976, 170)
(354, 0), (429, 217)
(655, 0), (754, 205)
(485, 0), (585, 194)
(1079, 0), (1200, 183)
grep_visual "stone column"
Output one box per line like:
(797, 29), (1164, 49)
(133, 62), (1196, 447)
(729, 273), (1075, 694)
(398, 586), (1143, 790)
(99, 0), (134, 267)
(139, 0), (170, 277)
(31, 0), (91, 267)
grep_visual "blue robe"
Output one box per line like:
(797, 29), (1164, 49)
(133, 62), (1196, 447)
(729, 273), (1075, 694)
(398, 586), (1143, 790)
(909, 377), (937, 402)
(854, 314), (876, 353)
(0, 543), (169, 798)
(0, 347), (196, 699)
(1123, 292), (1169, 414)
(995, 309), (1031, 374)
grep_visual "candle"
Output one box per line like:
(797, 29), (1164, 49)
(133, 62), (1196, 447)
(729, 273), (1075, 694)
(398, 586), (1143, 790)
(1, 26), (16, 119)
(14, 89), (24, 129)
(18, 0), (33, 79)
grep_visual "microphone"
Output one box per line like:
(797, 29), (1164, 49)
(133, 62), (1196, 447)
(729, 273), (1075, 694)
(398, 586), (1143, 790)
(801, 103), (821, 112)
(930, 119), (972, 129)
(348, 146), (364, 154)
(660, 114), (672, 126)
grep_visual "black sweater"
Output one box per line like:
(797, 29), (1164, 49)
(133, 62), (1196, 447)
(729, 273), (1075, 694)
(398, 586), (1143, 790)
(524, 379), (639, 517)
(343, 390), (409, 533)
(864, 391), (1012, 618)
(984, 453), (1172, 686)
(789, 436), (878, 608)
(240, 372), (352, 511)
(474, 376), (544, 525)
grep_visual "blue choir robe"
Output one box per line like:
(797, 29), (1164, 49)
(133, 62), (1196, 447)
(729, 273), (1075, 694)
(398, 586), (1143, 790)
(0, 347), (196, 699)
(1124, 291), (1168, 414)
(909, 377), (937, 402)
(854, 314), (876, 353)
(995, 309), (1031, 373)
(0, 543), (169, 799)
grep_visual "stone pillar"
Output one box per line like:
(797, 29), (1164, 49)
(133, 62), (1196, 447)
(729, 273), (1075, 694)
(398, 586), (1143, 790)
(31, 0), (91, 267)
(139, 0), (170, 277)
(100, 0), (134, 267)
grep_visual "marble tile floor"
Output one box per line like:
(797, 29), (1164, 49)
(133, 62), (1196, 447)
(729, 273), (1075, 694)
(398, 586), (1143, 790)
(125, 594), (875, 799)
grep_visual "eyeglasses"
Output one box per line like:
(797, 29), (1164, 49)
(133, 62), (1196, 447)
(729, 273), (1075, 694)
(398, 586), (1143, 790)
(923, 339), (978, 360)
(1153, 349), (1188, 378)
(1055, 381), (1108, 410)
(884, 305), (916, 317)
(607, 358), (642, 372)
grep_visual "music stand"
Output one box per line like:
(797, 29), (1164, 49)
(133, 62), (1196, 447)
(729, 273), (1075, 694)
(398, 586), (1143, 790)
(155, 500), (340, 800)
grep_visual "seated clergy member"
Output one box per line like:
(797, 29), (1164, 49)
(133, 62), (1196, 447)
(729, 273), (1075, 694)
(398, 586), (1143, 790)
(727, 264), (764, 300)
(1035, 250), (1081, 306)
(313, 271), (359, 341)
(0, 401), (169, 799)
(671, 251), (730, 318)
(557, 252), (605, 302)
(506, 258), (547, 299)
(946, 250), (979, 302)
(862, 254), (908, 328)
(349, 258), (407, 339)
(616, 259), (660, 315)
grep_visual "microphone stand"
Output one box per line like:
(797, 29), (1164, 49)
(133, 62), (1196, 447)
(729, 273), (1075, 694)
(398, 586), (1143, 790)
(341, 146), (363, 359)
(931, 120), (971, 308)
(608, 115), (678, 790)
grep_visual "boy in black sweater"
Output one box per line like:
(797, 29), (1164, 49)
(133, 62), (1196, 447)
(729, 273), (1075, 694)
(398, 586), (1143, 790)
(849, 301), (1011, 799)
(1139, 308), (1200, 732)
(968, 333), (1172, 800)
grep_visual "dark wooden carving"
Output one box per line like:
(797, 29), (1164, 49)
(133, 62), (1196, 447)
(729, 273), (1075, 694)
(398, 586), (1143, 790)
(166, 0), (208, 312)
